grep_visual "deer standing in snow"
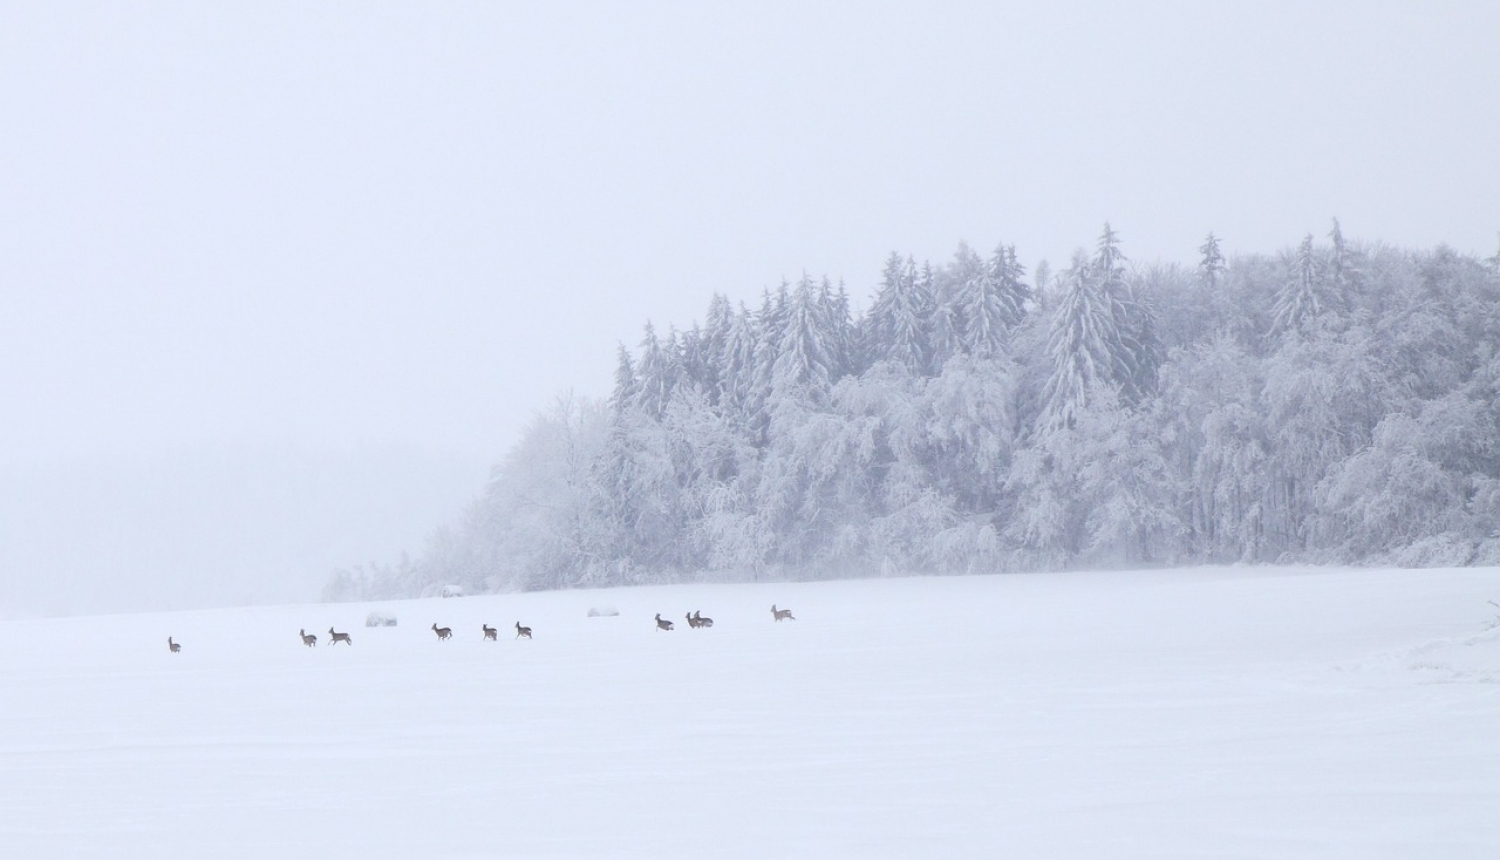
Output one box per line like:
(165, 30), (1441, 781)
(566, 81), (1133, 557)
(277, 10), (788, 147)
(300, 629), (318, 647)
(432, 623), (452, 640)
(482, 624), (498, 641)
(771, 605), (795, 622)
(167, 636), (181, 653)
(515, 622), (532, 639)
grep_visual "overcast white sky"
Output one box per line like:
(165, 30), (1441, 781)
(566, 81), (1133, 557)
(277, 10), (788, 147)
(2, 2), (1497, 616)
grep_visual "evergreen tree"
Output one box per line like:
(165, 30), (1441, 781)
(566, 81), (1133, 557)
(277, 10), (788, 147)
(609, 345), (638, 414)
(1032, 259), (1052, 312)
(1270, 234), (1331, 337)
(677, 324), (712, 398)
(1328, 217), (1362, 298)
(771, 275), (836, 399)
(1198, 232), (1226, 289)
(1090, 223), (1157, 403)
(746, 288), (787, 445)
(632, 322), (672, 419)
(993, 244), (1030, 330)
(862, 253), (932, 375)
(718, 302), (759, 420)
(1093, 222), (1128, 288)
(1039, 251), (1135, 432)
(929, 291), (964, 371)
(701, 293), (736, 406)
(958, 243), (1029, 361)
(858, 253), (910, 371)
(816, 276), (856, 381)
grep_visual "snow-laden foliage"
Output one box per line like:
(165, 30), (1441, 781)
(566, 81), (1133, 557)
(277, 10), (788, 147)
(329, 225), (1500, 599)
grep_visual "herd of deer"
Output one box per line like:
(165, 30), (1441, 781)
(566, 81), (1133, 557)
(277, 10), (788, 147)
(167, 605), (795, 652)
(656, 604), (794, 631)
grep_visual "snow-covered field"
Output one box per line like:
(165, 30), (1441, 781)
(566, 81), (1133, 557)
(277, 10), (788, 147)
(2, 566), (1498, 858)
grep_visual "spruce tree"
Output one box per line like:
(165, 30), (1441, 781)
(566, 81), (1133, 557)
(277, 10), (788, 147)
(1270, 234), (1328, 337)
(1198, 232), (1226, 289)
(958, 242), (1028, 360)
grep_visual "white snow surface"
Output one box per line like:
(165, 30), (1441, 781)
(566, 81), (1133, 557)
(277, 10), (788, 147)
(3, 566), (1498, 858)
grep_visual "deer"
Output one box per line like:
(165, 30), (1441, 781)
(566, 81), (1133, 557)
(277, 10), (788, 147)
(167, 636), (181, 653)
(482, 624), (498, 641)
(515, 621), (532, 639)
(328, 627), (352, 646)
(300, 629), (318, 647)
(771, 604), (795, 622)
(655, 613), (674, 631)
(686, 610), (713, 629)
(432, 623), (452, 640)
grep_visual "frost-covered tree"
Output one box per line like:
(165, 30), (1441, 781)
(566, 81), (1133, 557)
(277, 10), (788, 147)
(1032, 259), (1052, 312)
(957, 243), (1028, 360)
(1092, 224), (1159, 401)
(1270, 234), (1338, 338)
(1317, 404), (1470, 561)
(609, 345), (638, 413)
(1327, 218), (1362, 299)
(633, 322), (673, 419)
(816, 277), (856, 382)
(771, 276), (836, 401)
(863, 253), (932, 375)
(929, 294), (964, 371)
(1261, 325), (1390, 554)
(1038, 244), (1141, 432)
(1154, 333), (1270, 562)
(454, 395), (613, 591)
(1198, 232), (1226, 289)
(699, 294), (736, 405)
(1074, 389), (1182, 564)
(922, 352), (1020, 518)
(744, 287), (789, 444)
(717, 302), (760, 420)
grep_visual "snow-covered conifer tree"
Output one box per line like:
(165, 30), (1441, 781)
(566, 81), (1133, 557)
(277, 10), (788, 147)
(1038, 247), (1138, 432)
(1328, 218), (1362, 299)
(700, 294), (736, 406)
(1198, 232), (1225, 289)
(1270, 234), (1332, 338)
(771, 276), (836, 400)
(632, 322), (673, 419)
(816, 276), (856, 382)
(1092, 223), (1158, 401)
(957, 243), (1028, 361)
(863, 253), (932, 375)
(610, 345), (638, 414)
(678, 324), (712, 398)
(717, 302), (759, 419)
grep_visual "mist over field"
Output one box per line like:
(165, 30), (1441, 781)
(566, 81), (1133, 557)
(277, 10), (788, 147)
(3, 4), (1497, 617)
(0, 445), (478, 618)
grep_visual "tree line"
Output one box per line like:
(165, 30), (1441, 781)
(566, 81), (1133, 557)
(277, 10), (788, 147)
(324, 223), (1500, 600)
